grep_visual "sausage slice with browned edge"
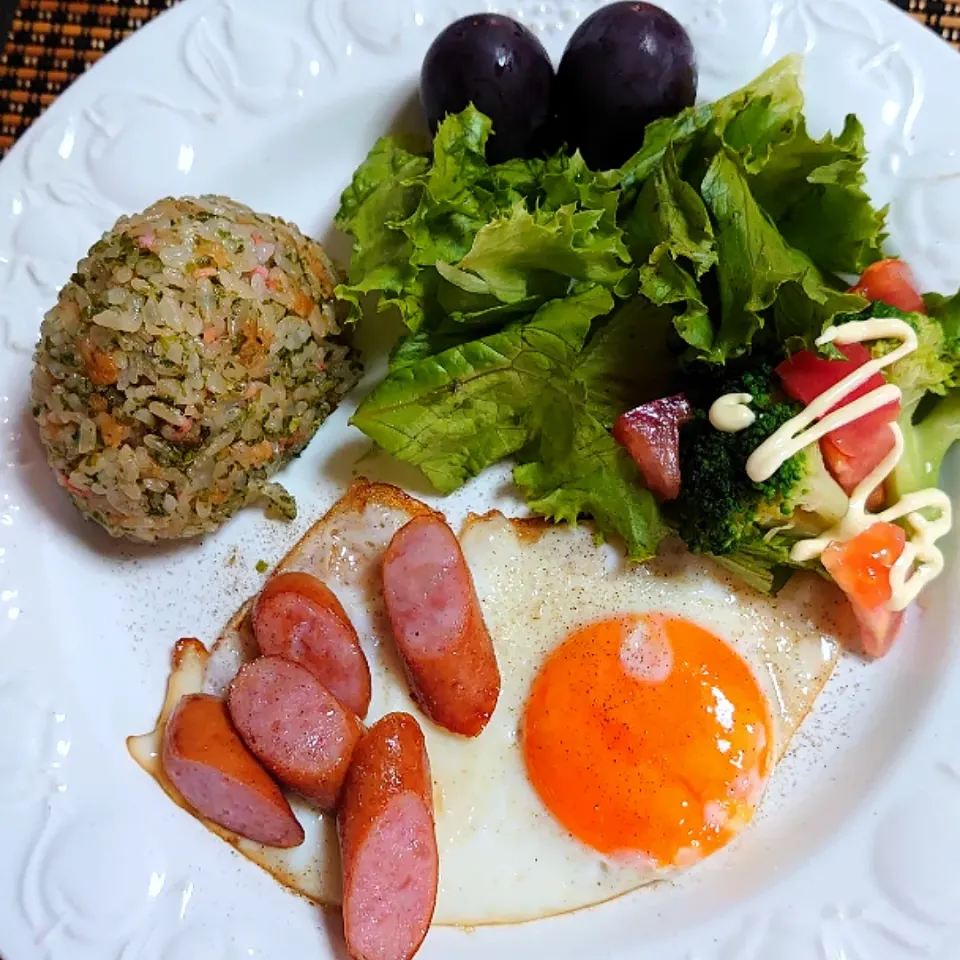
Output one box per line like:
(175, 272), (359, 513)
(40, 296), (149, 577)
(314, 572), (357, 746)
(253, 571), (372, 717)
(228, 656), (363, 811)
(161, 693), (304, 848)
(382, 515), (501, 736)
(338, 713), (438, 960)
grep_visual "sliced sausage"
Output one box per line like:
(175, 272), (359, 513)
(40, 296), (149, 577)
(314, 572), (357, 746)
(338, 713), (438, 960)
(253, 571), (371, 717)
(382, 515), (500, 736)
(228, 656), (363, 811)
(161, 693), (304, 848)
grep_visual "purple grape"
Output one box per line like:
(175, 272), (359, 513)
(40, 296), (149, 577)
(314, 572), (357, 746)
(555, 2), (698, 170)
(420, 14), (555, 164)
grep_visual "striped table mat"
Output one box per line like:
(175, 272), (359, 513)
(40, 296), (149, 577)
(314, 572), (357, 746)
(0, 0), (957, 155)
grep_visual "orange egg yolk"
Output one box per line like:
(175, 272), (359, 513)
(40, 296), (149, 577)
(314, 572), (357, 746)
(522, 614), (773, 868)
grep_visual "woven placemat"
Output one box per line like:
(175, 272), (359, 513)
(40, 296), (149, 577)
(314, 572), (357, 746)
(0, 0), (956, 153)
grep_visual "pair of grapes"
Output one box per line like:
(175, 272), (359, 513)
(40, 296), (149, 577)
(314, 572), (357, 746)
(420, 2), (698, 170)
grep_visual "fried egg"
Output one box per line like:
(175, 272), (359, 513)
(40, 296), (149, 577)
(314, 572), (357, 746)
(130, 481), (854, 925)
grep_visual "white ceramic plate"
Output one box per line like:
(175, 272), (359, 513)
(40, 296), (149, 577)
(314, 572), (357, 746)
(2, 1), (960, 958)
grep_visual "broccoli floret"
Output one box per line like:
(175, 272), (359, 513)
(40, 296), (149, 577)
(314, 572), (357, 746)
(669, 296), (960, 594)
(672, 362), (849, 586)
(860, 299), (960, 497)
(674, 390), (800, 555)
(865, 300), (959, 406)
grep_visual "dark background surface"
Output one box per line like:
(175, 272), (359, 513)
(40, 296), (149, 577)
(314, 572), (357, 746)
(0, 0), (178, 154)
(0, 0), (957, 155)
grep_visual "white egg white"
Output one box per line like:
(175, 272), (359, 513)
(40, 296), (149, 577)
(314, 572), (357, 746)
(130, 482), (855, 926)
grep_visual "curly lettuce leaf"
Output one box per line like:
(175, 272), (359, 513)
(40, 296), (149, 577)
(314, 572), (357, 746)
(629, 147), (866, 362)
(617, 54), (806, 203)
(747, 114), (886, 275)
(404, 108), (544, 268)
(617, 56), (877, 363)
(350, 286), (614, 493)
(334, 137), (431, 328)
(623, 146), (717, 354)
(514, 386), (667, 562)
(574, 297), (682, 426)
(512, 296), (679, 562)
(514, 409), (667, 561)
(624, 146), (716, 278)
(701, 150), (865, 359)
(388, 318), (496, 370)
(335, 107), (545, 332)
(438, 203), (631, 304)
(713, 55), (806, 172)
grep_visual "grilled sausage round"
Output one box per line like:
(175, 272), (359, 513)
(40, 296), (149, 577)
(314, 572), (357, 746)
(253, 571), (371, 717)
(228, 656), (363, 811)
(382, 515), (500, 736)
(161, 693), (303, 848)
(337, 713), (438, 960)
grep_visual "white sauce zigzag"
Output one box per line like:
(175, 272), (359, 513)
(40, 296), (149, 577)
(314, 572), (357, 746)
(717, 318), (952, 611)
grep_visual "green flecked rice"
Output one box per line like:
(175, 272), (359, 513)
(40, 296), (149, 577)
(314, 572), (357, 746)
(31, 195), (361, 542)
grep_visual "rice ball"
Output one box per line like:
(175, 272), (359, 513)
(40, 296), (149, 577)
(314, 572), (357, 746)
(31, 195), (360, 541)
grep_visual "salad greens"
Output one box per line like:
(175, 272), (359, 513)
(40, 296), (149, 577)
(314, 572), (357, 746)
(870, 296), (960, 500)
(351, 286), (613, 496)
(335, 55), (895, 562)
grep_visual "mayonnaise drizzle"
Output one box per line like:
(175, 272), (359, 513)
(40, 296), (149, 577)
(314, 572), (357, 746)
(790, 423), (952, 610)
(718, 317), (952, 612)
(745, 318), (916, 484)
(709, 393), (756, 432)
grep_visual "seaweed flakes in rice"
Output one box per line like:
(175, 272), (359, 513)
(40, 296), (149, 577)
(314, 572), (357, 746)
(30, 195), (361, 542)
